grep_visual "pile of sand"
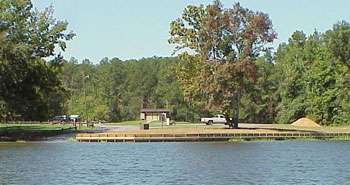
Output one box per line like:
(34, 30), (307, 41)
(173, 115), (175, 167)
(291, 117), (321, 128)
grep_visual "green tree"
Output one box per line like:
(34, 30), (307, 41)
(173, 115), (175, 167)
(275, 31), (309, 124)
(275, 24), (350, 125)
(240, 53), (279, 123)
(0, 0), (74, 121)
(325, 21), (350, 70)
(97, 57), (126, 121)
(61, 56), (201, 122)
(169, 1), (276, 128)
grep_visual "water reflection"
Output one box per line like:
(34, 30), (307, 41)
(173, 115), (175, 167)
(0, 141), (350, 185)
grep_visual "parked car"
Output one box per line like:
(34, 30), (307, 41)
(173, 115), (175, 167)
(49, 115), (69, 123)
(200, 114), (228, 125)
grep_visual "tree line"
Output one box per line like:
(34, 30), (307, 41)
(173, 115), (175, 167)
(0, 0), (349, 125)
(60, 57), (198, 122)
(168, 1), (350, 126)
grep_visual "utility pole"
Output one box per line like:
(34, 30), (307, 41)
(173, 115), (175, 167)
(83, 74), (89, 124)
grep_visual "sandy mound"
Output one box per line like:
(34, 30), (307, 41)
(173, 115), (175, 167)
(291, 118), (321, 128)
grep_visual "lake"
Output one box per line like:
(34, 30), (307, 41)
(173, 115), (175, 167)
(1, 141), (350, 185)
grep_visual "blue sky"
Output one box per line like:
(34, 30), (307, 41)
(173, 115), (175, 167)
(32, 0), (350, 63)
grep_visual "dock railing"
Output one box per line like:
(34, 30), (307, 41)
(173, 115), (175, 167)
(76, 131), (350, 142)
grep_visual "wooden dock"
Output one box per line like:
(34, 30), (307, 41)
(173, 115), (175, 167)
(76, 131), (350, 142)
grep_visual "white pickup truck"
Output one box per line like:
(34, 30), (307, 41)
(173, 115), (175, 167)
(201, 114), (228, 125)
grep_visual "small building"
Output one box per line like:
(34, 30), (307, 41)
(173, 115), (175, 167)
(140, 109), (170, 123)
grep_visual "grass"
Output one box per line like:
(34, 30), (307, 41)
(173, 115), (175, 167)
(107, 120), (224, 128)
(0, 123), (75, 141)
(0, 124), (72, 131)
(76, 121), (350, 142)
(100, 120), (350, 133)
(107, 120), (143, 126)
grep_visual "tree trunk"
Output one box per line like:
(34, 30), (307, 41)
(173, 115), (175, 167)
(230, 74), (243, 129)
(231, 91), (240, 129)
(225, 115), (231, 127)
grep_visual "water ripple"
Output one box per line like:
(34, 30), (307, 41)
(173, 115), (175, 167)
(0, 141), (350, 185)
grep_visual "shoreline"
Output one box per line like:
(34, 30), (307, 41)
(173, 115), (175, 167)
(76, 127), (350, 142)
(2, 134), (350, 143)
(3, 123), (350, 143)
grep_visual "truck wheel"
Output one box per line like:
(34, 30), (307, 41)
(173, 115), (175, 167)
(207, 120), (213, 125)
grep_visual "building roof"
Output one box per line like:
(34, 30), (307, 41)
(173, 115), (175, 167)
(140, 108), (170, 113)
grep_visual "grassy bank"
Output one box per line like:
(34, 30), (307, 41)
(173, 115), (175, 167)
(108, 120), (221, 128)
(78, 121), (350, 142)
(0, 124), (76, 141)
(105, 120), (350, 132)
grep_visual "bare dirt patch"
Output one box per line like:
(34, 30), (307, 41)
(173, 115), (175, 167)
(291, 118), (321, 128)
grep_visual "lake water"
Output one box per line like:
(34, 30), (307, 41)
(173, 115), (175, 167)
(1, 141), (350, 185)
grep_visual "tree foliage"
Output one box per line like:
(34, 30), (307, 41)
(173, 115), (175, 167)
(0, 0), (74, 121)
(1, 1), (350, 127)
(275, 23), (350, 125)
(169, 1), (276, 128)
(61, 57), (200, 122)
